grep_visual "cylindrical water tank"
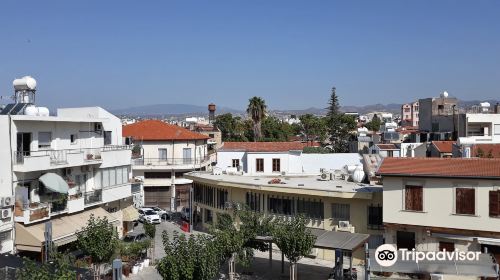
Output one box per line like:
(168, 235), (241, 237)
(352, 166), (365, 183)
(13, 76), (37, 91)
(24, 105), (38, 116)
(38, 107), (50, 116)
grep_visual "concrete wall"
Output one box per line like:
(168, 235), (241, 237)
(383, 176), (500, 233)
(140, 140), (207, 160)
(0, 116), (14, 254)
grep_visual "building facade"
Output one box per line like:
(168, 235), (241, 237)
(123, 120), (212, 211)
(0, 105), (135, 255)
(378, 157), (500, 261)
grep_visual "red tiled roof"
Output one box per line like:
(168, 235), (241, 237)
(432, 141), (455, 153)
(376, 144), (399, 150)
(123, 120), (209, 141)
(377, 157), (500, 178)
(220, 142), (313, 152)
(471, 144), (500, 158)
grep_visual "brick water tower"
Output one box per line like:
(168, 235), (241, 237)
(208, 103), (216, 124)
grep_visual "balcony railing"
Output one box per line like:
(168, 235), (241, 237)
(13, 145), (132, 165)
(132, 156), (211, 166)
(28, 203), (50, 222)
(84, 189), (102, 205)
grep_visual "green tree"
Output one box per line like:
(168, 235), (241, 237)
(273, 215), (316, 280)
(247, 97), (267, 141)
(365, 114), (382, 132)
(326, 87), (356, 152)
(261, 116), (294, 142)
(76, 214), (119, 278)
(214, 113), (249, 142)
(17, 252), (77, 280)
(144, 222), (156, 262)
(299, 114), (328, 142)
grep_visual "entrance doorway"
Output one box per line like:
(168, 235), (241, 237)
(396, 231), (416, 250)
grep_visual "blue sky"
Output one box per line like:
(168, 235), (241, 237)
(0, 1), (498, 110)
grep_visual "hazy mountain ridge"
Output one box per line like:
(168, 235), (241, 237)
(113, 99), (499, 117)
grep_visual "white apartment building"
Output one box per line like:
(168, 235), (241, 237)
(216, 142), (362, 175)
(377, 157), (500, 261)
(123, 120), (212, 211)
(0, 76), (136, 255)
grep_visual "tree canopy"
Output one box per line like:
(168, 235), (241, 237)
(247, 96), (268, 141)
(326, 86), (356, 152)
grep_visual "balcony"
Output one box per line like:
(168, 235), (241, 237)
(13, 145), (132, 172)
(84, 190), (102, 206)
(14, 202), (51, 224)
(132, 156), (211, 170)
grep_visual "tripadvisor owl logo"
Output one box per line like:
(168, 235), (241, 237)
(375, 244), (398, 267)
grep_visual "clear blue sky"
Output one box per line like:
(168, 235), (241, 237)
(0, 1), (498, 111)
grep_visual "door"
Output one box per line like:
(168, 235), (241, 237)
(144, 186), (170, 209)
(396, 231), (416, 250)
(183, 148), (192, 164)
(16, 133), (32, 162)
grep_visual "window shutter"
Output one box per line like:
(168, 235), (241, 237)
(489, 191), (499, 217)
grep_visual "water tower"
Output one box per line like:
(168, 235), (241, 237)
(208, 103), (216, 124)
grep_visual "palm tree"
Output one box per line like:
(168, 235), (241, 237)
(246, 96), (267, 141)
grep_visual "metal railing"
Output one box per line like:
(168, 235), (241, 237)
(84, 190), (102, 205)
(28, 203), (50, 222)
(13, 145), (132, 165)
(132, 156), (211, 166)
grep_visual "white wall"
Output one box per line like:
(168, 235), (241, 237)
(140, 140), (207, 160)
(0, 116), (14, 254)
(383, 176), (500, 233)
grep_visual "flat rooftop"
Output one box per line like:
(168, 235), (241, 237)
(185, 172), (382, 197)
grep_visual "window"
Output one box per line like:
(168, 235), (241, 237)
(272, 158), (281, 172)
(159, 149), (168, 160)
(144, 172), (171, 179)
(70, 134), (77, 144)
(456, 188), (475, 215)
(246, 192), (261, 211)
(209, 133), (215, 138)
(104, 131), (112, 145)
(269, 196), (293, 215)
(397, 231), (415, 250)
(205, 209), (213, 223)
(405, 185), (423, 211)
(332, 203), (350, 222)
(368, 205), (383, 229)
(256, 158), (264, 172)
(439, 241), (455, 252)
(38, 132), (52, 149)
(489, 190), (500, 217)
(232, 159), (240, 168)
(495, 124), (500, 135)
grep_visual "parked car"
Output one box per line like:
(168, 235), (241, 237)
(138, 208), (161, 224)
(181, 207), (190, 221)
(122, 232), (148, 243)
(150, 206), (171, 220)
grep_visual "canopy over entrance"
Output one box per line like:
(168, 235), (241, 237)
(310, 228), (369, 251)
(15, 207), (118, 252)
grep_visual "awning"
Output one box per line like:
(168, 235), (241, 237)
(310, 229), (370, 251)
(122, 206), (139, 222)
(15, 207), (118, 252)
(39, 173), (69, 194)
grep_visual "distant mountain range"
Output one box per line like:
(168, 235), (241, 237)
(113, 99), (499, 117)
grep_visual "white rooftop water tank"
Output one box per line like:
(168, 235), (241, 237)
(13, 76), (37, 91)
(352, 166), (365, 183)
(440, 91), (449, 98)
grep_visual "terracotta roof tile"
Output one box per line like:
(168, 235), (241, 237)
(123, 120), (209, 141)
(471, 144), (500, 158)
(220, 142), (312, 152)
(376, 144), (399, 150)
(377, 157), (500, 178)
(432, 141), (455, 153)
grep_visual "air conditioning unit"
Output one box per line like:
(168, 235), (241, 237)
(281, 171), (287, 176)
(1, 196), (14, 207)
(339, 221), (350, 228)
(1, 208), (12, 219)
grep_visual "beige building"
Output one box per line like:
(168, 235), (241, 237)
(377, 157), (500, 261)
(123, 120), (212, 210)
(185, 171), (383, 263)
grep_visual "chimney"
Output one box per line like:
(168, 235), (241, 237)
(208, 103), (216, 124)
